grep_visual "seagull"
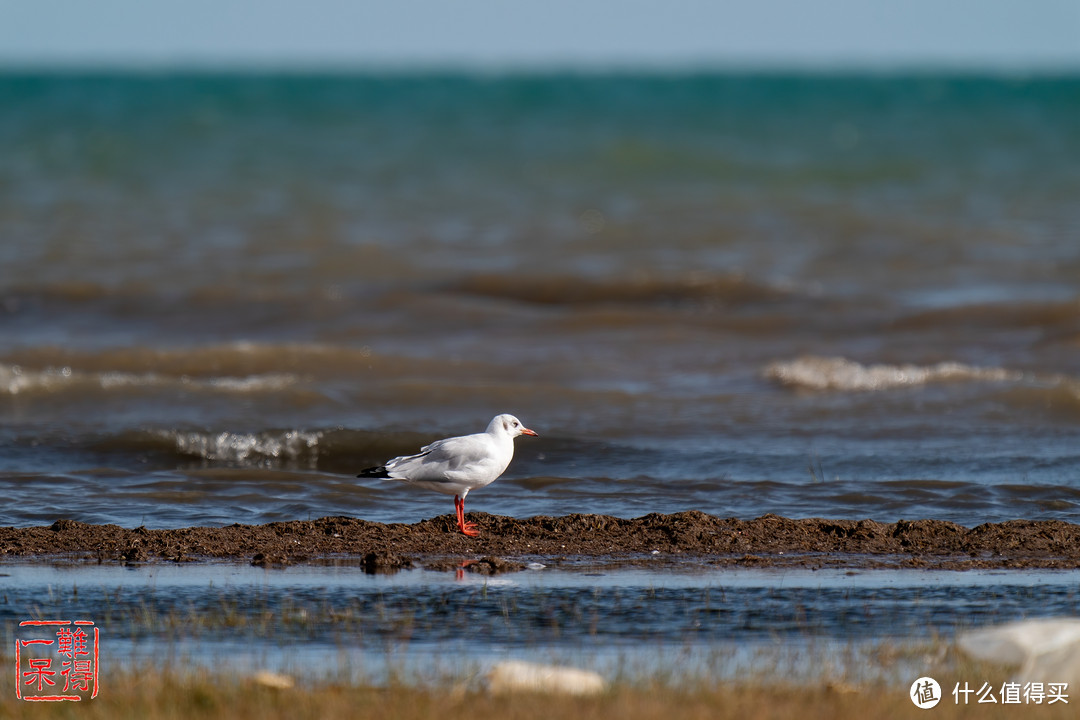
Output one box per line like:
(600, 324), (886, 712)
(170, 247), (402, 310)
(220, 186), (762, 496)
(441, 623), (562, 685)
(357, 414), (538, 537)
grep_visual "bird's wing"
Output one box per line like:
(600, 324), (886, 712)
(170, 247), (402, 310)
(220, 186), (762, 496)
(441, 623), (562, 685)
(386, 432), (504, 483)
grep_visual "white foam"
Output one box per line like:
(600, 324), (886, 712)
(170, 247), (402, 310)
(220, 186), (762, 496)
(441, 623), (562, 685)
(204, 374), (298, 391)
(0, 363), (297, 395)
(0, 364), (71, 394)
(763, 356), (1021, 392)
(169, 429), (323, 462)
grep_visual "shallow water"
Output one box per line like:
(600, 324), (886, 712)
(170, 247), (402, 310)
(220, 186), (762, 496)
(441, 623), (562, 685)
(1, 73), (1079, 528)
(5, 562), (1079, 684)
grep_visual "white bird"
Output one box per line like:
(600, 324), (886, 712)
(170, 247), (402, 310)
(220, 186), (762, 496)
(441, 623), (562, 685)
(958, 618), (1080, 685)
(358, 414), (538, 536)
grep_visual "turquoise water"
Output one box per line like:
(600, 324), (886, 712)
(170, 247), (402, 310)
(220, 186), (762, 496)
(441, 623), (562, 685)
(1, 73), (1079, 527)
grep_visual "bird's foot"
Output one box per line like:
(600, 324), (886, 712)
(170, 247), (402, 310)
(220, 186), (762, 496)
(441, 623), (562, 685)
(459, 521), (479, 537)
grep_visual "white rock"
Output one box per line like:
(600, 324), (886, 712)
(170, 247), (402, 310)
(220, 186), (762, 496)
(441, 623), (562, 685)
(251, 670), (295, 689)
(486, 660), (606, 696)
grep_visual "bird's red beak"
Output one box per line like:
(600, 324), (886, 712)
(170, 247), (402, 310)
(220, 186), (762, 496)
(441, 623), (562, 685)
(521, 427), (539, 437)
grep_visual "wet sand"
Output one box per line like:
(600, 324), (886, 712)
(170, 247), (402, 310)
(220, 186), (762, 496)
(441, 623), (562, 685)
(3, 512), (1079, 572)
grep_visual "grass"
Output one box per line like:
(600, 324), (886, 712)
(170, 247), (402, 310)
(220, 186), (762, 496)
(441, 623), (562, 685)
(2, 672), (1074, 719)
(2, 662), (1074, 720)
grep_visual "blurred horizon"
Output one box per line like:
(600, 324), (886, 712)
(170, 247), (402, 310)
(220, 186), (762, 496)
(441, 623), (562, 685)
(1, 0), (1078, 73)
(1, 66), (1078, 78)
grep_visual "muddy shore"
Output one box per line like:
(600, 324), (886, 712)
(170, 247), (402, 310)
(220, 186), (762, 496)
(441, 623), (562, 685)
(2, 512), (1079, 572)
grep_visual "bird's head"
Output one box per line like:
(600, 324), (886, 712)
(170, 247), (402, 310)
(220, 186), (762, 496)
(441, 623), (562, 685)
(490, 413), (539, 439)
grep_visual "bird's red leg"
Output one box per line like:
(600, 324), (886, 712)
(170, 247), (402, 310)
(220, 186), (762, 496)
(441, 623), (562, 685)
(455, 559), (478, 580)
(454, 495), (479, 537)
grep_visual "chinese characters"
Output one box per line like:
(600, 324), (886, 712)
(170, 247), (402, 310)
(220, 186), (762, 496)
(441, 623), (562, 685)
(15, 620), (99, 702)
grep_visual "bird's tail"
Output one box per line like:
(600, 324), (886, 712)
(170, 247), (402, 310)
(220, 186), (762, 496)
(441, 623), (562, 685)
(357, 466), (391, 479)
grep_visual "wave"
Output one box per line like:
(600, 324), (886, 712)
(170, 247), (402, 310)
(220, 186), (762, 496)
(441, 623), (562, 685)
(0, 362), (297, 396)
(763, 356), (1025, 391)
(451, 272), (789, 307)
(0, 341), (400, 396)
(95, 427), (439, 470)
(0, 342), (484, 392)
(95, 428), (326, 466)
(170, 429), (324, 464)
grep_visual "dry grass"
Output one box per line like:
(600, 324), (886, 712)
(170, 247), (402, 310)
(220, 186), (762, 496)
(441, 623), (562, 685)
(2, 668), (1074, 720)
(0, 635), (1060, 719)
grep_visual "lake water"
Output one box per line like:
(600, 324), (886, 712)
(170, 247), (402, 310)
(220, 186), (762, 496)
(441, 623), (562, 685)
(6, 562), (1079, 686)
(1, 72), (1079, 528)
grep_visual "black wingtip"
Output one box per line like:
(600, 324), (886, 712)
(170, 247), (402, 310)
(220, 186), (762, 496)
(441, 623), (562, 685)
(357, 466), (390, 479)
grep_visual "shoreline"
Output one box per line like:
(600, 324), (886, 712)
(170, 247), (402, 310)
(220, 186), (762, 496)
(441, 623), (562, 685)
(2, 512), (1079, 571)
